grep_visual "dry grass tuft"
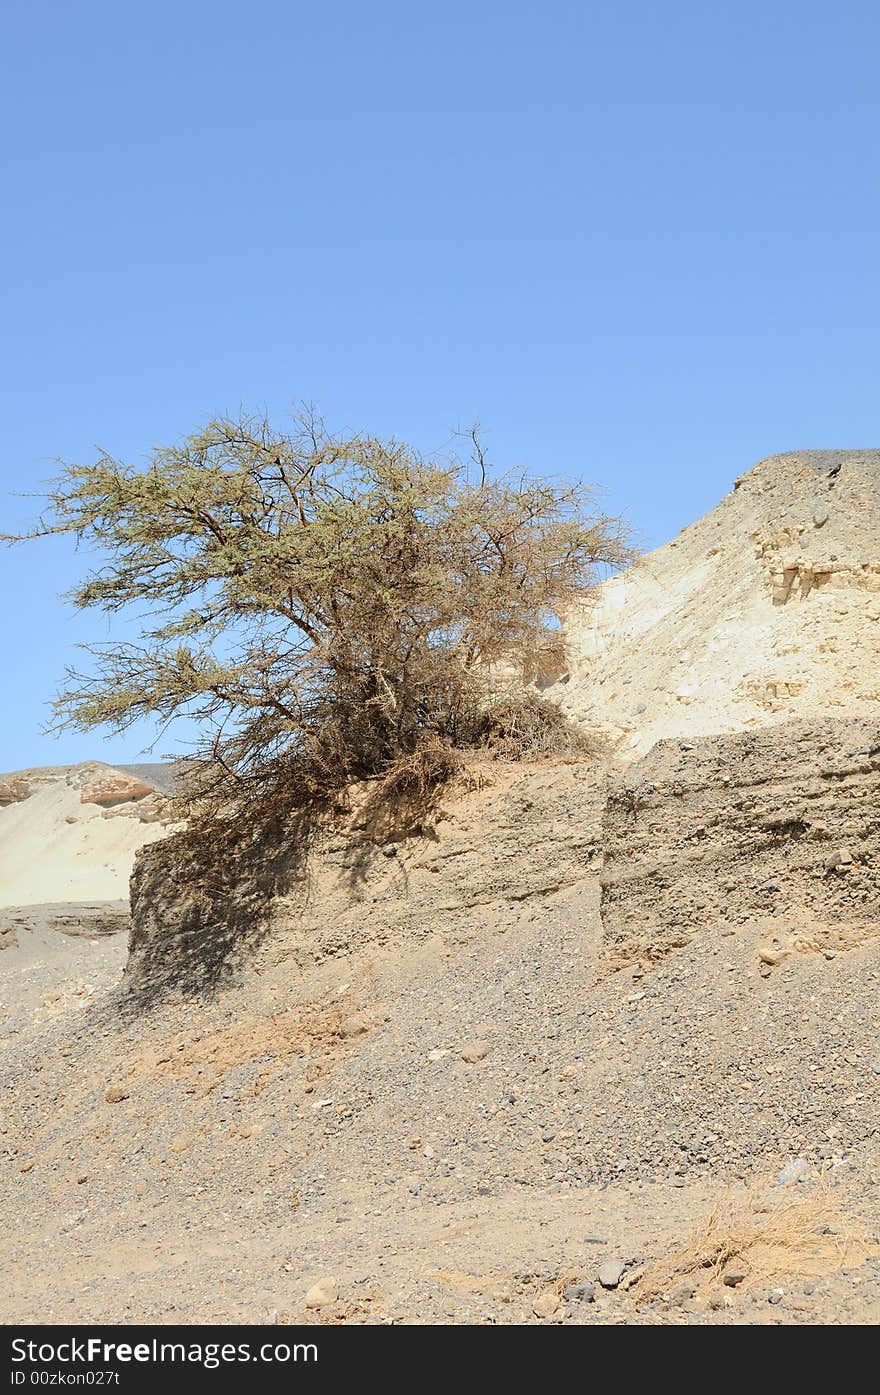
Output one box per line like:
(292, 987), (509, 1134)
(636, 1177), (877, 1302)
(476, 693), (603, 762)
(376, 736), (462, 800)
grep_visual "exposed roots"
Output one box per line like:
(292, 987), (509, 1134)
(475, 693), (605, 762)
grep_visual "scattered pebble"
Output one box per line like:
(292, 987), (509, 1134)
(777, 1157), (809, 1186)
(532, 1290), (561, 1319)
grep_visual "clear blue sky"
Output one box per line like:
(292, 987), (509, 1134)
(2, 1), (878, 770)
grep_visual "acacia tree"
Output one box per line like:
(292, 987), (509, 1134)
(11, 410), (629, 814)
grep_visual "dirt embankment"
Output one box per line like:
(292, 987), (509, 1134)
(3, 744), (879, 1325)
(127, 761), (607, 1000)
(600, 717), (880, 966)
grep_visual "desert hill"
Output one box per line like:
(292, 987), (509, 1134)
(553, 450), (880, 756)
(0, 761), (172, 908)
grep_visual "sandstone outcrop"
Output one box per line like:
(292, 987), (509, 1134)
(600, 717), (880, 959)
(0, 778), (30, 806)
(81, 775), (156, 807)
(127, 762), (607, 998)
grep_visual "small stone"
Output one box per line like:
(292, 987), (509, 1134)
(777, 1157), (808, 1186)
(460, 1040), (490, 1063)
(813, 510), (829, 528)
(532, 1290), (561, 1319)
(304, 1277), (339, 1309)
(541, 1128), (556, 1143)
(826, 847), (854, 872)
(338, 1015), (369, 1039)
(105, 1085), (130, 1104)
(427, 1049), (451, 1062)
(619, 1266), (644, 1292)
(669, 1281), (696, 1305)
(563, 1281), (595, 1303)
(760, 879), (780, 893)
(597, 1260), (627, 1288)
(722, 1269), (747, 1287)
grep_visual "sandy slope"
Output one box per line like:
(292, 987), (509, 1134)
(554, 450), (880, 757)
(0, 765), (167, 908)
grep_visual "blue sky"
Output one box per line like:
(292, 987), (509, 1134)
(2, 1), (878, 770)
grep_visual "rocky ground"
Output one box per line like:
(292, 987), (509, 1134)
(2, 796), (878, 1325)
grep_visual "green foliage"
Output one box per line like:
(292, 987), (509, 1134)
(10, 409), (630, 812)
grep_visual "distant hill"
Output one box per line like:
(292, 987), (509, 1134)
(0, 762), (172, 908)
(116, 762), (180, 795)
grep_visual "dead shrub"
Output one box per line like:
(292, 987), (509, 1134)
(475, 692), (604, 762)
(375, 735), (462, 799)
(636, 1177), (877, 1302)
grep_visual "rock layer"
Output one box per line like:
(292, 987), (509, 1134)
(127, 762), (607, 998)
(81, 775), (156, 807)
(600, 717), (880, 957)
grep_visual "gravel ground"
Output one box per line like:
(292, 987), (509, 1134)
(2, 876), (878, 1326)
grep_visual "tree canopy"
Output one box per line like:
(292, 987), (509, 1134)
(11, 410), (630, 813)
